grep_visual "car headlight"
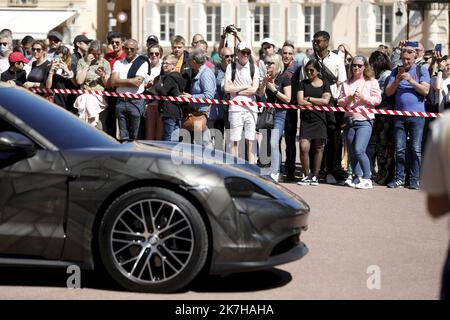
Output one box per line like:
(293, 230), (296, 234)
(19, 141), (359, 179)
(224, 177), (274, 199)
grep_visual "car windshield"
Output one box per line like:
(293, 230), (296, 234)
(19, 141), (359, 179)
(0, 86), (120, 149)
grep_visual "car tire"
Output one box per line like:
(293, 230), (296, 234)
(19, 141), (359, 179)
(98, 187), (208, 293)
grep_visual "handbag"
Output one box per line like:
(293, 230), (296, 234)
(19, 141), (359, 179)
(182, 112), (208, 132)
(256, 107), (275, 130)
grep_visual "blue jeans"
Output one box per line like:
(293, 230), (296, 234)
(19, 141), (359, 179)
(162, 117), (181, 141)
(270, 110), (287, 174)
(346, 120), (373, 179)
(393, 116), (425, 184)
(116, 99), (146, 141)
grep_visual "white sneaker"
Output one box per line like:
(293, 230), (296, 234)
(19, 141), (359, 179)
(326, 173), (337, 184)
(355, 179), (373, 190)
(310, 176), (319, 186)
(344, 176), (355, 188)
(270, 172), (280, 183)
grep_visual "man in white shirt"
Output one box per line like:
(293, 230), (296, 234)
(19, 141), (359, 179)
(110, 39), (150, 141)
(224, 41), (260, 164)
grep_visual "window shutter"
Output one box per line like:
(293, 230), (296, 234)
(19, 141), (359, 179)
(237, 2), (250, 44)
(287, 1), (302, 46)
(221, 0), (234, 32)
(270, 1), (282, 47)
(191, 1), (206, 39)
(175, 1), (187, 40)
(359, 0), (376, 47)
(144, 0), (159, 42)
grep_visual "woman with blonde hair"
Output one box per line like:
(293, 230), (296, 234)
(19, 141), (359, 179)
(46, 45), (77, 112)
(258, 53), (291, 182)
(338, 55), (381, 189)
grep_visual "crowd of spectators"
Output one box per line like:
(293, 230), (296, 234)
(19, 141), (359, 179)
(1, 26), (449, 190)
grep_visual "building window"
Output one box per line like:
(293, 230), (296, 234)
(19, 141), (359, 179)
(160, 5), (175, 42)
(206, 6), (221, 43)
(304, 6), (321, 42)
(375, 5), (393, 43)
(254, 5), (270, 42)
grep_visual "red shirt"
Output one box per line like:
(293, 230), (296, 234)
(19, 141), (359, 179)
(105, 51), (126, 71)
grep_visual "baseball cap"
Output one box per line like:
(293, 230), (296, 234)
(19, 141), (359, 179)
(261, 37), (276, 48)
(9, 52), (30, 64)
(47, 30), (63, 42)
(146, 35), (159, 45)
(237, 41), (252, 52)
(74, 34), (92, 45)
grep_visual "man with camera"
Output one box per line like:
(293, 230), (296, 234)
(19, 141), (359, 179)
(385, 42), (431, 190)
(219, 25), (242, 53)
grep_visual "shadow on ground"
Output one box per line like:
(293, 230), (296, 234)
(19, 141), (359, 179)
(0, 266), (292, 294)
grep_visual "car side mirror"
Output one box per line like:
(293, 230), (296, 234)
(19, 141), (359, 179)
(0, 131), (37, 158)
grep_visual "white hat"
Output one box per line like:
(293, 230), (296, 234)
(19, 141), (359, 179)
(237, 41), (252, 52)
(261, 37), (276, 47)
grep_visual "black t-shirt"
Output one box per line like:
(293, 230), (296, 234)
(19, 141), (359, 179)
(299, 79), (331, 122)
(266, 72), (292, 103)
(27, 60), (50, 85)
(1, 68), (27, 86)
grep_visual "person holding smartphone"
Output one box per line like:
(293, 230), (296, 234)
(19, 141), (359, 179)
(431, 55), (450, 112)
(385, 42), (431, 190)
(74, 40), (111, 129)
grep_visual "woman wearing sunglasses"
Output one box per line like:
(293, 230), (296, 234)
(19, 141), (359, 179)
(258, 54), (291, 182)
(145, 44), (164, 140)
(338, 56), (381, 189)
(23, 40), (50, 89)
(297, 59), (332, 186)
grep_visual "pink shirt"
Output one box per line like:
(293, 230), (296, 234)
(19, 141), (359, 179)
(337, 78), (381, 121)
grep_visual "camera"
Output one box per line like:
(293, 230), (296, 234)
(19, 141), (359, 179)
(225, 25), (241, 34)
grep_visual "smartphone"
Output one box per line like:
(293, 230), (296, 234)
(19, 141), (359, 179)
(435, 43), (442, 53)
(398, 64), (405, 74)
(53, 54), (60, 62)
(405, 41), (419, 48)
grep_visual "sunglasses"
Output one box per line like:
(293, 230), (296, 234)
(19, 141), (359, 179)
(48, 38), (61, 43)
(149, 52), (160, 56)
(265, 61), (275, 66)
(223, 55), (233, 59)
(352, 64), (364, 68)
(32, 48), (43, 52)
(240, 51), (251, 56)
(0, 42), (7, 46)
(306, 69), (316, 73)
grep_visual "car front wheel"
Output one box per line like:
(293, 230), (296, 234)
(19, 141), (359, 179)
(98, 187), (208, 293)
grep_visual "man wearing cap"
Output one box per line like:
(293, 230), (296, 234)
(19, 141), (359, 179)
(47, 30), (64, 62)
(1, 52), (28, 86)
(146, 35), (159, 49)
(224, 41), (260, 164)
(71, 34), (92, 74)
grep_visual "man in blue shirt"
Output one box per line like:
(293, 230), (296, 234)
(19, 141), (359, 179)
(180, 48), (216, 147)
(385, 44), (430, 189)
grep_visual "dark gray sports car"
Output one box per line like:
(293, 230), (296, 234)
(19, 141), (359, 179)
(0, 83), (309, 293)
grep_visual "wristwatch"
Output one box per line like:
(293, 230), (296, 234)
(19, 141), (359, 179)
(273, 90), (278, 95)
(307, 97), (311, 102)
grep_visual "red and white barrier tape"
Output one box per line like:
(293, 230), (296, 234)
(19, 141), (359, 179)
(29, 88), (440, 118)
